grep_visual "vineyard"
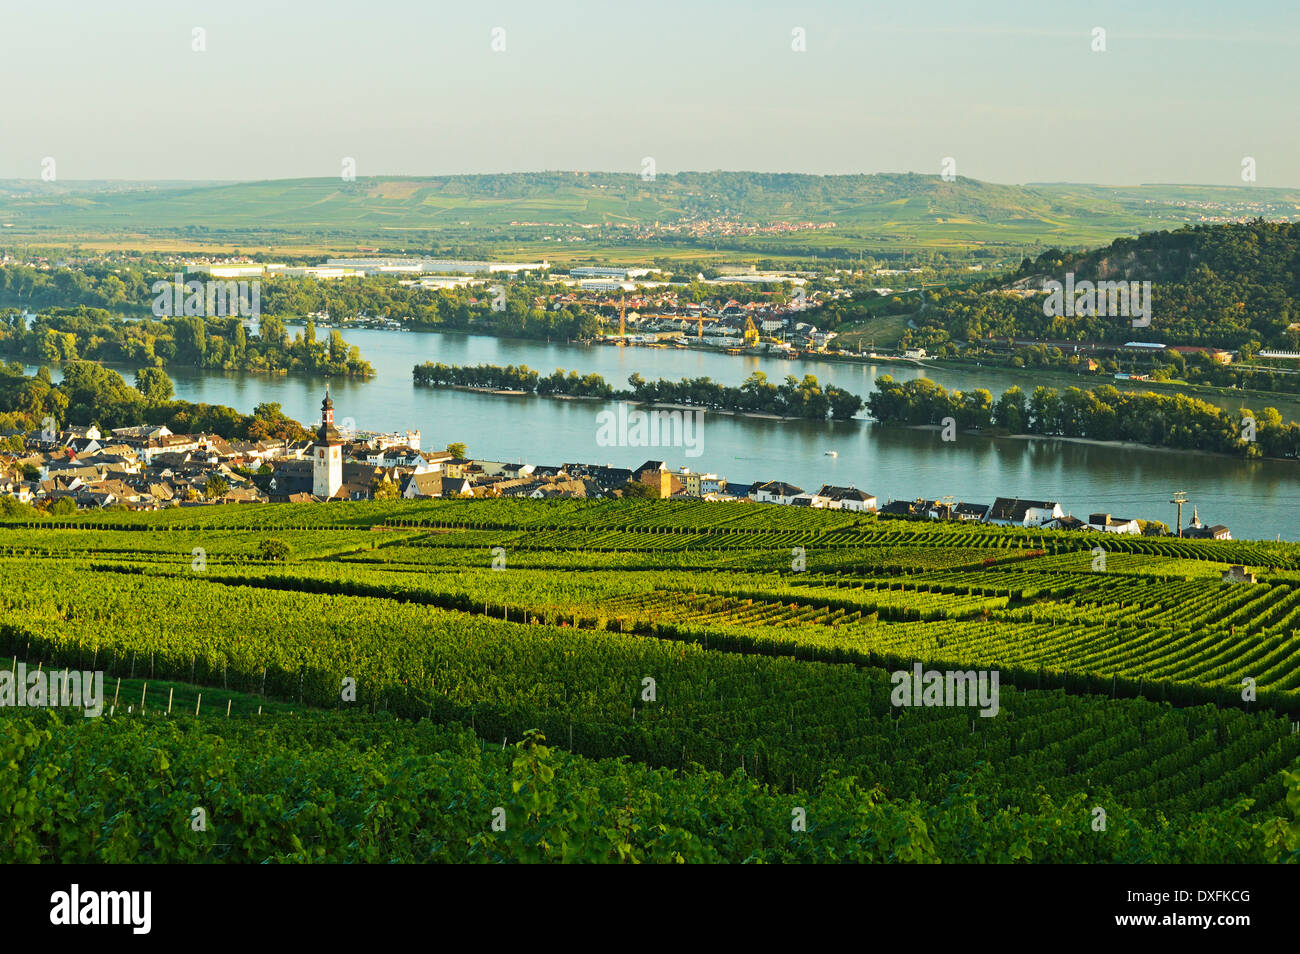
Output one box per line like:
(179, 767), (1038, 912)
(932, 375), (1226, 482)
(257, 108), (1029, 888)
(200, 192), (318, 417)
(2, 499), (1299, 863)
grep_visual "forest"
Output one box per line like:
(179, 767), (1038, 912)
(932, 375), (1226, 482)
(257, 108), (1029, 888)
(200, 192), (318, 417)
(901, 220), (1300, 352)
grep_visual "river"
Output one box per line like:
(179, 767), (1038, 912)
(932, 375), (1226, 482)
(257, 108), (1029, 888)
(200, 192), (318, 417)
(27, 328), (1300, 540)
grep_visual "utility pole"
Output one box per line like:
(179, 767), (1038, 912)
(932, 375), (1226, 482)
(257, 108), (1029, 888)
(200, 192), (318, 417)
(1170, 491), (1187, 538)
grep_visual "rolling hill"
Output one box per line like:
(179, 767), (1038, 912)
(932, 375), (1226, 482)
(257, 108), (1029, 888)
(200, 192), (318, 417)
(2, 173), (1298, 258)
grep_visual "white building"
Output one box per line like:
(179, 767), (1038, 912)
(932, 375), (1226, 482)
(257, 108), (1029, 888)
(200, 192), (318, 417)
(1087, 513), (1141, 534)
(748, 481), (804, 505)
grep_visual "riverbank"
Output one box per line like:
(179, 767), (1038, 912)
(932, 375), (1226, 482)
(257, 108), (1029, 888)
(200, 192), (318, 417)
(905, 422), (1299, 464)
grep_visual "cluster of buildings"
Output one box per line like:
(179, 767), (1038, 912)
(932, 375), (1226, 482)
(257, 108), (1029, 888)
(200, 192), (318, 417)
(568, 291), (842, 353)
(0, 393), (735, 510)
(0, 392), (1232, 540)
(737, 486), (1231, 539)
(192, 258), (551, 281)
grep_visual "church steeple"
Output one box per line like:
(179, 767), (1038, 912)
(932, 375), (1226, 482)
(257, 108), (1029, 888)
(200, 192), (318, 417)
(313, 386), (344, 499)
(316, 386), (341, 445)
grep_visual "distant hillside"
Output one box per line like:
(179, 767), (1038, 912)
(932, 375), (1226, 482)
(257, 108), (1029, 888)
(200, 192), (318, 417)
(2, 172), (1298, 255)
(910, 220), (1300, 348)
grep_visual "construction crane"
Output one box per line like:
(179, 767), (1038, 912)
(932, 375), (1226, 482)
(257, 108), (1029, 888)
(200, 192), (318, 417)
(743, 316), (759, 348)
(697, 314), (703, 339)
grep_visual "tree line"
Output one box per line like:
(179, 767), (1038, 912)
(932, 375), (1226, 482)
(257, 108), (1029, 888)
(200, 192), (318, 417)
(867, 374), (1300, 458)
(414, 364), (864, 420)
(0, 308), (372, 378)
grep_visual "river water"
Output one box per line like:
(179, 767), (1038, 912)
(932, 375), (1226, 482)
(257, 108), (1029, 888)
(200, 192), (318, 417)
(30, 328), (1300, 540)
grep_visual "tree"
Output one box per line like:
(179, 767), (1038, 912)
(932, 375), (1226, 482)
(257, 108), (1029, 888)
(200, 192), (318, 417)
(204, 475), (230, 500)
(256, 538), (292, 562)
(445, 442), (468, 459)
(134, 367), (175, 405)
(173, 316), (207, 366)
(619, 481), (656, 498)
(0, 495), (36, 518)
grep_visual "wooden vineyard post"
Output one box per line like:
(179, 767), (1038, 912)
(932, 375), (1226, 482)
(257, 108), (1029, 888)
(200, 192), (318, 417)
(140, 683), (147, 712)
(167, 687), (174, 715)
(195, 693), (202, 717)
(113, 677), (120, 711)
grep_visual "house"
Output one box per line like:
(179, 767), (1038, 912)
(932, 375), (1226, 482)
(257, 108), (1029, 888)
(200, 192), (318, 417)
(919, 499), (955, 521)
(748, 480), (804, 506)
(65, 437), (105, 456)
(563, 463), (633, 494)
(954, 502), (990, 522)
(676, 469), (725, 497)
(442, 457), (473, 478)
(1185, 523), (1231, 541)
(815, 485), (877, 512)
(219, 486), (268, 504)
(474, 460), (534, 479)
(1183, 508), (1231, 540)
(1087, 513), (1141, 535)
(528, 478), (590, 499)
(401, 472), (471, 499)
(364, 445), (428, 470)
(139, 433), (205, 464)
(260, 459), (315, 500)
(490, 477), (542, 498)
(878, 499), (925, 518)
(633, 460), (676, 499)
(985, 498), (1064, 528)
(203, 435), (237, 457)
(400, 472), (440, 499)
(440, 475), (473, 498)
(111, 424), (172, 441)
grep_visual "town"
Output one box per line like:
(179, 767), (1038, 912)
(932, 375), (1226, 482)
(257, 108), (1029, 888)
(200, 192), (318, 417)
(0, 387), (1231, 539)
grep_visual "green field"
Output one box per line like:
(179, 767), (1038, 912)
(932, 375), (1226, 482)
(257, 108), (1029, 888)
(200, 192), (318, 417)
(2, 499), (1299, 862)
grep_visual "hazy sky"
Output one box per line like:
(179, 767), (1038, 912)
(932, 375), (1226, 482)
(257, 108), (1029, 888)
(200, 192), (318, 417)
(2, 0), (1297, 186)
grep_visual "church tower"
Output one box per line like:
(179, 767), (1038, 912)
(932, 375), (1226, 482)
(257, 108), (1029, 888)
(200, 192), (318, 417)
(313, 387), (344, 499)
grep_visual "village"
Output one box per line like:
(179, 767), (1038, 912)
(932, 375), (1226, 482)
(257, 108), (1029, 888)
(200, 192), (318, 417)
(0, 388), (1232, 540)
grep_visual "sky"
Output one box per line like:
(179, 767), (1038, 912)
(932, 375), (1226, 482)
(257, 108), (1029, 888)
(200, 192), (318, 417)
(1, 0), (1297, 186)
